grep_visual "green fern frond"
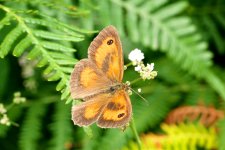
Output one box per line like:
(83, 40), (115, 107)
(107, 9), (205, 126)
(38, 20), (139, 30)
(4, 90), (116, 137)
(202, 15), (225, 54)
(204, 70), (225, 101)
(133, 84), (180, 132)
(215, 13), (225, 29)
(48, 101), (72, 150)
(19, 103), (47, 150)
(185, 85), (218, 106)
(156, 57), (193, 84)
(0, 4), (88, 102)
(95, 0), (213, 76)
(188, 1), (225, 54)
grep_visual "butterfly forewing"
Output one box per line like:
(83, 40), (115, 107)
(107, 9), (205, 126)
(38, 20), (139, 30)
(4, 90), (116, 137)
(70, 59), (112, 99)
(88, 26), (124, 82)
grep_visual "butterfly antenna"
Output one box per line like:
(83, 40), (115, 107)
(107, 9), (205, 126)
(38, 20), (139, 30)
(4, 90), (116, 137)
(130, 88), (149, 105)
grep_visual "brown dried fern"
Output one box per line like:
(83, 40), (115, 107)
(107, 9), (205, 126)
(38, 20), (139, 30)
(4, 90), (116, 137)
(165, 105), (224, 127)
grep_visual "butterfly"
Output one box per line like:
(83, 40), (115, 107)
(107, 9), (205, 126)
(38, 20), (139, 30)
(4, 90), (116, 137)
(70, 26), (132, 128)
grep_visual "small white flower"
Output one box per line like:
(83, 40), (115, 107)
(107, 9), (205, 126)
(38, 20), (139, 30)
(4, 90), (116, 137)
(13, 92), (26, 104)
(127, 48), (157, 82)
(127, 89), (132, 95)
(125, 81), (131, 86)
(0, 104), (7, 114)
(150, 71), (158, 79)
(14, 92), (21, 97)
(140, 70), (151, 80)
(0, 114), (10, 126)
(138, 88), (142, 93)
(134, 65), (142, 72)
(128, 48), (144, 64)
(146, 63), (154, 72)
(124, 65), (127, 70)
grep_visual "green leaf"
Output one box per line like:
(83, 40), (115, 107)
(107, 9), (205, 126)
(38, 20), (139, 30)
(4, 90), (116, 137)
(34, 30), (84, 42)
(0, 13), (12, 30)
(153, 1), (188, 20)
(41, 41), (76, 52)
(61, 87), (70, 100)
(47, 71), (61, 81)
(36, 57), (48, 67)
(13, 36), (33, 57)
(0, 25), (23, 58)
(27, 46), (41, 59)
(56, 79), (66, 91)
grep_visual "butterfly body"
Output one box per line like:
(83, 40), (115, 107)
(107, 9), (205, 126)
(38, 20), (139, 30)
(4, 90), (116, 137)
(70, 26), (132, 128)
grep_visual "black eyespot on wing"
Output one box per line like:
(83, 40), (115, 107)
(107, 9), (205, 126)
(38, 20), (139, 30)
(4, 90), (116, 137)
(107, 39), (113, 45)
(118, 113), (125, 118)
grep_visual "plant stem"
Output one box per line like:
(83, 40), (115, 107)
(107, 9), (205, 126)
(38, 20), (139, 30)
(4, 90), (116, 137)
(10, 121), (19, 127)
(130, 77), (142, 85)
(130, 118), (142, 150)
(6, 103), (15, 111)
(125, 62), (133, 68)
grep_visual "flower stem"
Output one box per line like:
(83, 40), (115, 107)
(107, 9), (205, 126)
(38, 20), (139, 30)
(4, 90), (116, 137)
(10, 121), (19, 127)
(6, 103), (15, 111)
(125, 62), (133, 68)
(130, 118), (142, 150)
(130, 77), (142, 85)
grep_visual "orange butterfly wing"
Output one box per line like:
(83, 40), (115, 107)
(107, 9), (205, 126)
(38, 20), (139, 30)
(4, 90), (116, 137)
(71, 93), (110, 126)
(71, 89), (132, 128)
(88, 26), (124, 82)
(70, 59), (112, 99)
(97, 90), (132, 128)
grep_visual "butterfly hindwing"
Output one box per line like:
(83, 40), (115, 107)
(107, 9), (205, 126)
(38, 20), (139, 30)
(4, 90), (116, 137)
(71, 89), (132, 128)
(71, 93), (110, 126)
(97, 90), (132, 128)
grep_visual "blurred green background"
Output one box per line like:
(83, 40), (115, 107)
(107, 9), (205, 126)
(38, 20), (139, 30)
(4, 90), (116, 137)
(0, 0), (225, 150)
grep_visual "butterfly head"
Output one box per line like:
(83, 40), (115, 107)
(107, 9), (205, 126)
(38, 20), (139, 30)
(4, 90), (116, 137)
(108, 82), (130, 94)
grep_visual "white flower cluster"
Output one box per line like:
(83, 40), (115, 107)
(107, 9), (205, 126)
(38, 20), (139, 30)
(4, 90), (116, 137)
(0, 103), (6, 114)
(0, 103), (10, 126)
(0, 92), (26, 126)
(128, 48), (145, 65)
(128, 48), (157, 80)
(13, 92), (26, 104)
(0, 114), (10, 126)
